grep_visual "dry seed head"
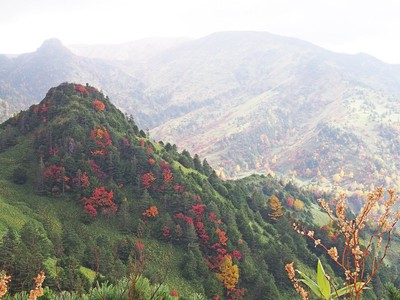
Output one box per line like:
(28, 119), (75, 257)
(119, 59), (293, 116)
(0, 274), (11, 298)
(328, 247), (339, 261)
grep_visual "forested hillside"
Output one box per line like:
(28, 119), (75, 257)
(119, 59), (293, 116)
(0, 83), (398, 299)
(2, 32), (400, 196)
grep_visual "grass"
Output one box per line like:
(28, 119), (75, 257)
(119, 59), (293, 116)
(308, 202), (330, 226)
(79, 266), (97, 283)
(0, 196), (32, 237)
(0, 138), (42, 236)
(142, 239), (205, 297)
(172, 161), (193, 175)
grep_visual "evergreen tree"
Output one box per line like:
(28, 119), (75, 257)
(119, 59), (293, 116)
(181, 250), (197, 280)
(12, 222), (53, 291)
(62, 227), (85, 260)
(59, 256), (88, 292)
(0, 228), (20, 273)
(248, 190), (264, 211)
(202, 158), (213, 176)
(193, 154), (203, 173)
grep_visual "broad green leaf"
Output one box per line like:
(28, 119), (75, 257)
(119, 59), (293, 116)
(317, 259), (331, 299)
(331, 282), (367, 299)
(297, 270), (323, 298)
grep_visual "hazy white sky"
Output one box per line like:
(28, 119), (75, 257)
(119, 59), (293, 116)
(1, 0), (400, 63)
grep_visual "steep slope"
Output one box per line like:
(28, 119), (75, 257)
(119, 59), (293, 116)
(3, 32), (400, 196)
(143, 32), (400, 194)
(0, 39), (144, 122)
(0, 82), (339, 299)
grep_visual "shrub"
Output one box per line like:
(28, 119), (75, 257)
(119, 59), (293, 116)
(12, 166), (28, 184)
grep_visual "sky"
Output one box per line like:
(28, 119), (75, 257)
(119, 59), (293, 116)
(1, 0), (400, 64)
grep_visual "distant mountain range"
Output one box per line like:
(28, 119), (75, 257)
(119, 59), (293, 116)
(68, 37), (189, 62)
(2, 31), (400, 194)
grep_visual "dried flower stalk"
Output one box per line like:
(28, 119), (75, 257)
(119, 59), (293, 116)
(0, 274), (11, 299)
(28, 272), (45, 300)
(291, 187), (400, 300)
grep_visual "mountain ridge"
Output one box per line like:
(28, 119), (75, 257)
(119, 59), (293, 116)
(0, 82), (338, 299)
(2, 32), (400, 195)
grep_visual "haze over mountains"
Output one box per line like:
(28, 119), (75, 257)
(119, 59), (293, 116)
(1, 31), (400, 194)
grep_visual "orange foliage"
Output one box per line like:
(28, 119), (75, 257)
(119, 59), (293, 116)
(28, 272), (45, 300)
(163, 168), (174, 184)
(90, 126), (112, 155)
(141, 172), (156, 189)
(216, 228), (228, 246)
(74, 84), (86, 94)
(93, 99), (105, 111)
(0, 274), (11, 298)
(142, 206), (159, 218)
(286, 197), (294, 207)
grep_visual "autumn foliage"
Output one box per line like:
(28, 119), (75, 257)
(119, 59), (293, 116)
(267, 195), (284, 220)
(93, 99), (105, 111)
(290, 188), (400, 300)
(72, 171), (90, 189)
(0, 272), (45, 300)
(82, 186), (117, 217)
(0, 274), (11, 298)
(293, 198), (304, 211)
(216, 255), (239, 290)
(5, 83), (256, 298)
(142, 206), (159, 218)
(141, 172), (156, 190)
(28, 272), (45, 300)
(44, 165), (66, 182)
(90, 126), (112, 155)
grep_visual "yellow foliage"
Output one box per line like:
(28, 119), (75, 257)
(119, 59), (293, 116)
(332, 173), (341, 183)
(268, 195), (284, 220)
(293, 199), (304, 211)
(216, 167), (227, 180)
(216, 255), (239, 290)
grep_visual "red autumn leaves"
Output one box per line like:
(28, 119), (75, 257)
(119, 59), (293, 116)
(174, 201), (242, 292)
(93, 99), (105, 111)
(90, 127), (112, 156)
(83, 186), (117, 218)
(141, 160), (174, 190)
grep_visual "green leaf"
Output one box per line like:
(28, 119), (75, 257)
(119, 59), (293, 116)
(317, 259), (331, 299)
(331, 282), (366, 299)
(297, 270), (323, 298)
